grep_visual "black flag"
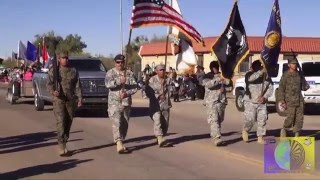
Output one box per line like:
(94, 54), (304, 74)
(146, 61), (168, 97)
(212, 0), (249, 79)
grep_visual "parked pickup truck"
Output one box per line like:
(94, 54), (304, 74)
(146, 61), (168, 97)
(32, 57), (108, 111)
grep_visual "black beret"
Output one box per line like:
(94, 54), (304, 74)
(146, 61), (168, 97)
(114, 54), (125, 61)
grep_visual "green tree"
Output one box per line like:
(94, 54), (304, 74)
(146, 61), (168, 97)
(98, 54), (114, 70)
(150, 34), (167, 42)
(57, 34), (87, 55)
(34, 31), (87, 56)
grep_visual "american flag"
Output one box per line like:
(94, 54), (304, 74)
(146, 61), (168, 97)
(130, 0), (203, 43)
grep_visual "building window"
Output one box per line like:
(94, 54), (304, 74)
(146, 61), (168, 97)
(197, 54), (204, 66)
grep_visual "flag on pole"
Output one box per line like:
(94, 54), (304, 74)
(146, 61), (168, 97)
(26, 41), (38, 61)
(130, 0), (203, 44)
(18, 41), (27, 60)
(165, 0), (197, 74)
(12, 51), (18, 60)
(42, 38), (49, 62)
(261, 0), (282, 68)
(212, 0), (249, 79)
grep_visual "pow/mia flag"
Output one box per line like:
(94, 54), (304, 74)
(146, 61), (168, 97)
(212, 0), (249, 79)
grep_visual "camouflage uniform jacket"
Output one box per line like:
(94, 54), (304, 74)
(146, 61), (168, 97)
(278, 71), (308, 107)
(243, 70), (274, 103)
(202, 72), (232, 106)
(105, 67), (137, 106)
(47, 66), (82, 101)
(148, 75), (172, 110)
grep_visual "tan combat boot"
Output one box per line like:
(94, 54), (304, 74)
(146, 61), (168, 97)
(157, 136), (167, 147)
(242, 130), (249, 142)
(213, 137), (223, 146)
(280, 129), (287, 138)
(116, 141), (126, 154)
(257, 137), (266, 144)
(64, 143), (69, 154)
(58, 142), (66, 156)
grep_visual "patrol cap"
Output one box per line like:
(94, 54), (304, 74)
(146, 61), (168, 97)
(114, 54), (125, 61)
(288, 58), (299, 64)
(58, 52), (69, 58)
(155, 64), (165, 70)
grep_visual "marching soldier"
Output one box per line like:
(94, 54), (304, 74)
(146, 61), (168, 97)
(146, 64), (171, 147)
(202, 61), (232, 146)
(242, 60), (273, 144)
(47, 52), (82, 156)
(278, 58), (310, 137)
(105, 54), (138, 153)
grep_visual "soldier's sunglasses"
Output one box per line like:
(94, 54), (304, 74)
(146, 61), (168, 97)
(116, 61), (125, 64)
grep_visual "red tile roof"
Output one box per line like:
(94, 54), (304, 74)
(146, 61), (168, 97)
(139, 36), (320, 56)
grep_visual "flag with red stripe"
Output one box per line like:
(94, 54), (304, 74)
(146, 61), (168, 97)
(42, 38), (49, 62)
(130, 0), (203, 44)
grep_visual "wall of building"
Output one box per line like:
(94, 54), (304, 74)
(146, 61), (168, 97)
(141, 53), (320, 81)
(141, 55), (176, 71)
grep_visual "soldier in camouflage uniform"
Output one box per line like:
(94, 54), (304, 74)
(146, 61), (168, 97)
(278, 58), (309, 137)
(47, 52), (82, 156)
(146, 64), (171, 147)
(202, 61), (232, 146)
(242, 60), (273, 144)
(105, 54), (137, 153)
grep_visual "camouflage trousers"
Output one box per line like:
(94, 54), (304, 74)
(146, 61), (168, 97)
(53, 99), (76, 144)
(108, 105), (131, 142)
(243, 101), (267, 137)
(283, 103), (304, 133)
(151, 110), (170, 136)
(206, 103), (226, 139)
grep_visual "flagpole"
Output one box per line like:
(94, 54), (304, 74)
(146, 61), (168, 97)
(123, 29), (133, 90)
(164, 0), (173, 72)
(17, 41), (19, 67)
(120, 0), (124, 55)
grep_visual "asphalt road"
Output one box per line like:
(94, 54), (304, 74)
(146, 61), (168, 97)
(0, 88), (319, 179)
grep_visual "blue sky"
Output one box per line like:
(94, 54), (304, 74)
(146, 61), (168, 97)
(1, 0), (319, 59)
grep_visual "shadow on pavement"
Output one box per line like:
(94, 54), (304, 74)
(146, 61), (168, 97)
(71, 143), (115, 155)
(0, 131), (83, 154)
(75, 109), (108, 118)
(0, 159), (93, 179)
(124, 133), (176, 144)
(168, 133), (210, 146)
(167, 131), (241, 147)
(74, 106), (150, 118)
(72, 133), (177, 155)
(266, 129), (320, 140)
(130, 107), (150, 118)
(125, 133), (177, 152)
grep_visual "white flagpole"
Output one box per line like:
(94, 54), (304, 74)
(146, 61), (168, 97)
(164, 0), (172, 71)
(120, 0), (124, 55)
